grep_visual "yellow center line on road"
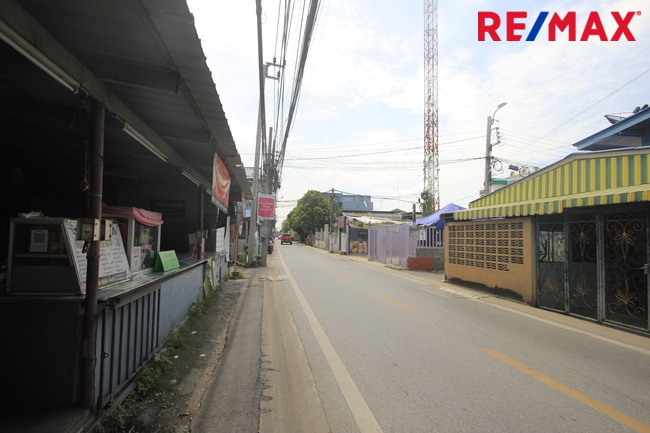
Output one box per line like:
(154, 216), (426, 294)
(485, 349), (650, 433)
(372, 291), (415, 311)
(321, 263), (330, 268)
(338, 272), (354, 280)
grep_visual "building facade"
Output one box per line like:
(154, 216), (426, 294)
(444, 147), (650, 333)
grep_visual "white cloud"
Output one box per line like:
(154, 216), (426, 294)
(188, 0), (650, 225)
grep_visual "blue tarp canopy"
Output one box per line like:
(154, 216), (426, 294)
(409, 203), (465, 229)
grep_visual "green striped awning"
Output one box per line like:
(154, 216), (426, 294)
(452, 183), (650, 220)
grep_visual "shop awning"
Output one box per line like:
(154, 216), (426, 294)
(448, 183), (650, 221)
(102, 204), (163, 226)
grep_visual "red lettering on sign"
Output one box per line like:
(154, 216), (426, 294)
(478, 11), (501, 41)
(580, 11), (608, 41)
(506, 12), (527, 41)
(611, 11), (636, 41)
(548, 12), (576, 41)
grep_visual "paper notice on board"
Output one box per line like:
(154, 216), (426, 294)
(63, 220), (132, 293)
(216, 227), (226, 254)
(30, 229), (48, 252)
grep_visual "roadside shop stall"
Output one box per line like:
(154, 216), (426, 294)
(0, 0), (250, 413)
(2, 204), (227, 408)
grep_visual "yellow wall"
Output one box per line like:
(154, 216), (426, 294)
(444, 217), (536, 302)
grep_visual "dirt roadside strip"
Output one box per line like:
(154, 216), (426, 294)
(116, 273), (248, 433)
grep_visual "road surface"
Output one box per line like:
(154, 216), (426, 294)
(194, 243), (650, 433)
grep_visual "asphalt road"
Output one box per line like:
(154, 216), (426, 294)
(275, 243), (650, 433)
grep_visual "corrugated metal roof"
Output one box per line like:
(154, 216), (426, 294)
(450, 148), (650, 221)
(0, 0), (251, 201)
(453, 184), (650, 220)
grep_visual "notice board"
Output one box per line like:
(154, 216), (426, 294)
(62, 219), (132, 293)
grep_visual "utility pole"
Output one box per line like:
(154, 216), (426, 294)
(261, 127), (274, 266)
(248, 0), (268, 265)
(483, 115), (493, 197)
(482, 102), (507, 197)
(247, 105), (263, 265)
(329, 188), (334, 252)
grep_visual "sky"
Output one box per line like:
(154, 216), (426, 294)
(186, 0), (649, 226)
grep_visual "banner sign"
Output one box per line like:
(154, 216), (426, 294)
(211, 154), (231, 212)
(257, 194), (275, 220)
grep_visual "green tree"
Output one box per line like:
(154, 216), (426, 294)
(283, 190), (338, 240)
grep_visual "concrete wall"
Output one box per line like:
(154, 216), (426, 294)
(415, 247), (444, 271)
(158, 264), (206, 339)
(445, 217), (535, 302)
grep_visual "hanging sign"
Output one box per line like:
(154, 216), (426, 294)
(211, 154), (230, 213)
(257, 194), (275, 220)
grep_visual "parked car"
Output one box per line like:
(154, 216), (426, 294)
(281, 233), (293, 245)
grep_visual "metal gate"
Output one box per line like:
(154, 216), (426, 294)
(538, 216), (566, 312)
(538, 208), (649, 331)
(568, 212), (598, 320)
(604, 210), (648, 329)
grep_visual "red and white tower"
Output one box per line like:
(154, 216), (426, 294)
(422, 0), (439, 214)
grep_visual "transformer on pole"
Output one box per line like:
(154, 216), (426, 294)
(422, 0), (439, 215)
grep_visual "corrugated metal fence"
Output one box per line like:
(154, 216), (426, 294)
(369, 224), (443, 267)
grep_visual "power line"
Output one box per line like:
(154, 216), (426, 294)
(273, 0), (322, 191)
(503, 66), (650, 159)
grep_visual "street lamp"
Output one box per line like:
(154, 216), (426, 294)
(483, 102), (507, 196)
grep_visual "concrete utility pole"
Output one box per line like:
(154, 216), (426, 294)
(483, 102), (507, 197)
(248, 0), (268, 266)
(329, 188), (334, 252)
(247, 105), (263, 265)
(261, 127), (274, 266)
(483, 115), (493, 196)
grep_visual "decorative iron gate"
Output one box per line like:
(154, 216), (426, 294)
(538, 216), (566, 311)
(604, 210), (648, 329)
(568, 212), (598, 320)
(538, 208), (649, 331)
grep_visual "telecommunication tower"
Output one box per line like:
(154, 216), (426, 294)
(422, 0), (439, 215)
